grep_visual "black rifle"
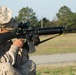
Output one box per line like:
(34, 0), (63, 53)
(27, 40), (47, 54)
(0, 22), (75, 53)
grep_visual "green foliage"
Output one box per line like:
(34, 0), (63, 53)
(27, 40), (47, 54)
(15, 7), (39, 28)
(56, 5), (76, 30)
(39, 17), (52, 28)
(43, 18), (51, 27)
(15, 5), (76, 29)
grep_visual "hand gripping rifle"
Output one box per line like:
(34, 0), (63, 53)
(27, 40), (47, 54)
(0, 22), (76, 53)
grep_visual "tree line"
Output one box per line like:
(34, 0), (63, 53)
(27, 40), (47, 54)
(15, 5), (76, 31)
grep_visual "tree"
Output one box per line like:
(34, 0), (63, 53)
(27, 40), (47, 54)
(39, 17), (52, 28)
(15, 7), (39, 28)
(56, 5), (76, 29)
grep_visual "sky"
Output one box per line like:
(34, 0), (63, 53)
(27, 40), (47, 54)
(0, 0), (76, 21)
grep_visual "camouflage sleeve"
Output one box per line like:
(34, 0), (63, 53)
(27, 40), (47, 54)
(7, 45), (19, 65)
(1, 45), (19, 65)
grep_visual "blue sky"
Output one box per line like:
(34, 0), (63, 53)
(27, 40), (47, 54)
(0, 0), (76, 21)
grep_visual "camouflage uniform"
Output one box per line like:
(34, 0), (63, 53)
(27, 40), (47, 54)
(0, 6), (36, 75)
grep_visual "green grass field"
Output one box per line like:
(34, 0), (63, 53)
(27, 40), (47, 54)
(30, 33), (76, 75)
(36, 63), (76, 75)
(30, 33), (76, 55)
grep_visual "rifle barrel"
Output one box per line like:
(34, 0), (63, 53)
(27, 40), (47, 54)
(35, 27), (64, 35)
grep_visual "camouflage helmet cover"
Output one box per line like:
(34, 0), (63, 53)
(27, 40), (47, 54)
(0, 6), (12, 25)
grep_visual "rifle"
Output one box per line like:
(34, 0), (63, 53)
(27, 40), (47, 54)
(0, 22), (75, 53)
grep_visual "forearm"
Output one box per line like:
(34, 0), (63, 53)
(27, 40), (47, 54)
(1, 45), (19, 65)
(8, 45), (19, 64)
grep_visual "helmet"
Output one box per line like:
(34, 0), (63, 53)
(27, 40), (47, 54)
(0, 6), (12, 25)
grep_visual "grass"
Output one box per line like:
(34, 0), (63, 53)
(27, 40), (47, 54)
(30, 33), (76, 75)
(36, 63), (76, 75)
(30, 33), (76, 55)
